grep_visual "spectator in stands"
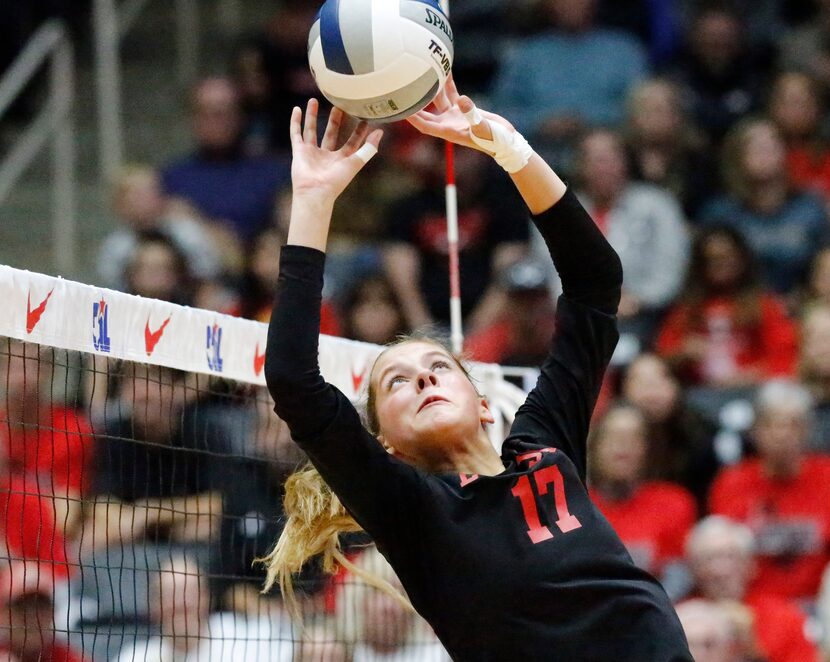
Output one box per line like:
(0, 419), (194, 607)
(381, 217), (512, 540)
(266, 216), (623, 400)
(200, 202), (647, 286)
(799, 304), (830, 450)
(709, 380), (830, 601)
(767, 71), (830, 204)
(442, 0), (516, 95)
(464, 258), (556, 366)
(655, 226), (798, 388)
(238, 226), (284, 322)
(340, 274), (408, 346)
(573, 127), (689, 342)
(231, 38), (275, 158)
(0, 340), (92, 538)
(124, 231), (196, 306)
(619, 352), (719, 509)
(817, 561), (830, 661)
(674, 599), (741, 662)
(382, 145), (528, 331)
(0, 460), (69, 579)
(213, 387), (319, 613)
(666, 3), (768, 145)
(115, 552), (293, 662)
(624, 77), (716, 218)
(801, 247), (830, 315)
(83, 363), (223, 551)
(587, 403), (696, 589)
(685, 516), (819, 662)
(95, 165), (224, 292)
(779, 0), (830, 97)
(594, 0), (683, 67)
(238, 226), (340, 333)
(334, 547), (449, 661)
(231, 0), (318, 153)
(0, 561), (85, 662)
(490, 0), (647, 160)
(161, 77), (289, 243)
(698, 118), (828, 295)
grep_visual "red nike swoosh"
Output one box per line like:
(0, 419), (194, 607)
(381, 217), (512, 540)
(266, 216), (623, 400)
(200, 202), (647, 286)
(352, 366), (365, 393)
(26, 289), (54, 333)
(144, 314), (172, 356)
(254, 343), (266, 376)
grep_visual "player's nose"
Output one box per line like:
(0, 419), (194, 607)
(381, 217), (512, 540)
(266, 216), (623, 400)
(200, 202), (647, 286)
(416, 370), (439, 391)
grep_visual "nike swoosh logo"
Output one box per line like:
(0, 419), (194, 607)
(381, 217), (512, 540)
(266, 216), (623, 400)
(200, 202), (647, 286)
(144, 314), (172, 356)
(254, 342), (266, 376)
(351, 366), (366, 393)
(26, 289), (54, 333)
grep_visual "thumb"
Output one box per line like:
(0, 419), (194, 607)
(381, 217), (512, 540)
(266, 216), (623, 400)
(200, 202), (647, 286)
(458, 96), (493, 142)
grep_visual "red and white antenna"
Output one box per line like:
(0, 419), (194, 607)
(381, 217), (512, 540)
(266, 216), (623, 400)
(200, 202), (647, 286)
(440, 0), (463, 354)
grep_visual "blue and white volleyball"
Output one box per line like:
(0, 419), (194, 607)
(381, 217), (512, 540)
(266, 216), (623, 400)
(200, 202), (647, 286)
(308, 0), (454, 122)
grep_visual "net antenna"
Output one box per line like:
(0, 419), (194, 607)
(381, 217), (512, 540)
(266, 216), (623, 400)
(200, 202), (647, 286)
(440, 0), (463, 354)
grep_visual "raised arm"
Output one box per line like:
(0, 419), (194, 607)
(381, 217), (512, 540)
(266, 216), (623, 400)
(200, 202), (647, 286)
(265, 100), (381, 433)
(264, 102), (429, 538)
(408, 80), (623, 480)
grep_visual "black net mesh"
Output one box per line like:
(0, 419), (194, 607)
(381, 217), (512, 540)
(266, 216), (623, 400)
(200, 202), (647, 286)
(0, 335), (450, 661)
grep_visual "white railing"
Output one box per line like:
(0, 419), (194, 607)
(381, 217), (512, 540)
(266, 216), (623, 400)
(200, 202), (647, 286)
(0, 20), (76, 274)
(94, 0), (242, 182)
(501, 366), (541, 393)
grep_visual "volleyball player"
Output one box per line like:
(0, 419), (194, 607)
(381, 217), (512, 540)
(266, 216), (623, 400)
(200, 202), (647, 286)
(262, 78), (693, 660)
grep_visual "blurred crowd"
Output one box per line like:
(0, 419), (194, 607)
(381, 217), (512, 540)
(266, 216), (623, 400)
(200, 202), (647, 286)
(9, 0), (830, 659)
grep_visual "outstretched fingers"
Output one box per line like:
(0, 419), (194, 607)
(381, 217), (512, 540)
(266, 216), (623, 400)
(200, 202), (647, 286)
(289, 106), (303, 148)
(321, 106), (344, 151)
(303, 98), (319, 144)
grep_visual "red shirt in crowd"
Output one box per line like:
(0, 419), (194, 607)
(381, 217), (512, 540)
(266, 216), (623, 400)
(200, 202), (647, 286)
(0, 643), (87, 662)
(0, 473), (68, 577)
(787, 147), (830, 200)
(589, 481), (697, 574)
(745, 593), (819, 662)
(655, 295), (797, 385)
(0, 406), (94, 496)
(709, 455), (830, 600)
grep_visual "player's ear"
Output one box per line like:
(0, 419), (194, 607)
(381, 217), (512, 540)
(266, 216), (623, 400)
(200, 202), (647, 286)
(479, 397), (495, 425)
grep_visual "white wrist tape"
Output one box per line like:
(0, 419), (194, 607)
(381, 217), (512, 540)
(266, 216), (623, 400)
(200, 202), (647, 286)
(463, 106), (533, 173)
(355, 142), (378, 164)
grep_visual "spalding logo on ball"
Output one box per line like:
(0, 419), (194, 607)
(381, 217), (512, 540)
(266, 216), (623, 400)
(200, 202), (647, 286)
(308, 0), (454, 122)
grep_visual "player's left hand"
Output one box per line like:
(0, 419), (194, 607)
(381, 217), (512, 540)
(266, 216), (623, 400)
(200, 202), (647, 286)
(407, 74), (515, 151)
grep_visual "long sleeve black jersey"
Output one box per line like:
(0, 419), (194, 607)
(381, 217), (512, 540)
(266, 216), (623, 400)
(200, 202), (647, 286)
(265, 190), (692, 661)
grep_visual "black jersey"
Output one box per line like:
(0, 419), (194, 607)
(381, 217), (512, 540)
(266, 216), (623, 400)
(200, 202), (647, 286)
(265, 190), (692, 661)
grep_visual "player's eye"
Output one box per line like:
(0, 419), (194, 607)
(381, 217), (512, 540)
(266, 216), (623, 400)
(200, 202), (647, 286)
(432, 360), (451, 371)
(387, 375), (406, 389)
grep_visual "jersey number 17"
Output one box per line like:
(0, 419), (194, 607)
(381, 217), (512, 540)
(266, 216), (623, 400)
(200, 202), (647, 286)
(512, 465), (582, 544)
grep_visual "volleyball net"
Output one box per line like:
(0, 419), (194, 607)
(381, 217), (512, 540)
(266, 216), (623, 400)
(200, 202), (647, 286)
(0, 264), (527, 661)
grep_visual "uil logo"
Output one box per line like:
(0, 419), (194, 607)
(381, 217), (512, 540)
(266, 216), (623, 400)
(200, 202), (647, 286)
(206, 323), (224, 372)
(92, 298), (111, 353)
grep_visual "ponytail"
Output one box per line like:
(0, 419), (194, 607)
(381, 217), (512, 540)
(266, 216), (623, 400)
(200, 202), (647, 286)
(258, 463), (413, 620)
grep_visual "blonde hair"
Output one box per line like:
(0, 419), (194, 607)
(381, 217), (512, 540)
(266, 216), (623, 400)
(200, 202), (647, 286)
(259, 334), (474, 620)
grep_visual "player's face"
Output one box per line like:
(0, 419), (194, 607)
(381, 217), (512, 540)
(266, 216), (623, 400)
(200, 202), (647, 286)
(371, 342), (493, 466)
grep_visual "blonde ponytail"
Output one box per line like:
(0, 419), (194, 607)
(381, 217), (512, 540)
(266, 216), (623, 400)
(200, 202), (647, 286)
(258, 462), (413, 620)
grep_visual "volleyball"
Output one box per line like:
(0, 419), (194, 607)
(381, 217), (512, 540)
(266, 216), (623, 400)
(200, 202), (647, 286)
(308, 0), (454, 122)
